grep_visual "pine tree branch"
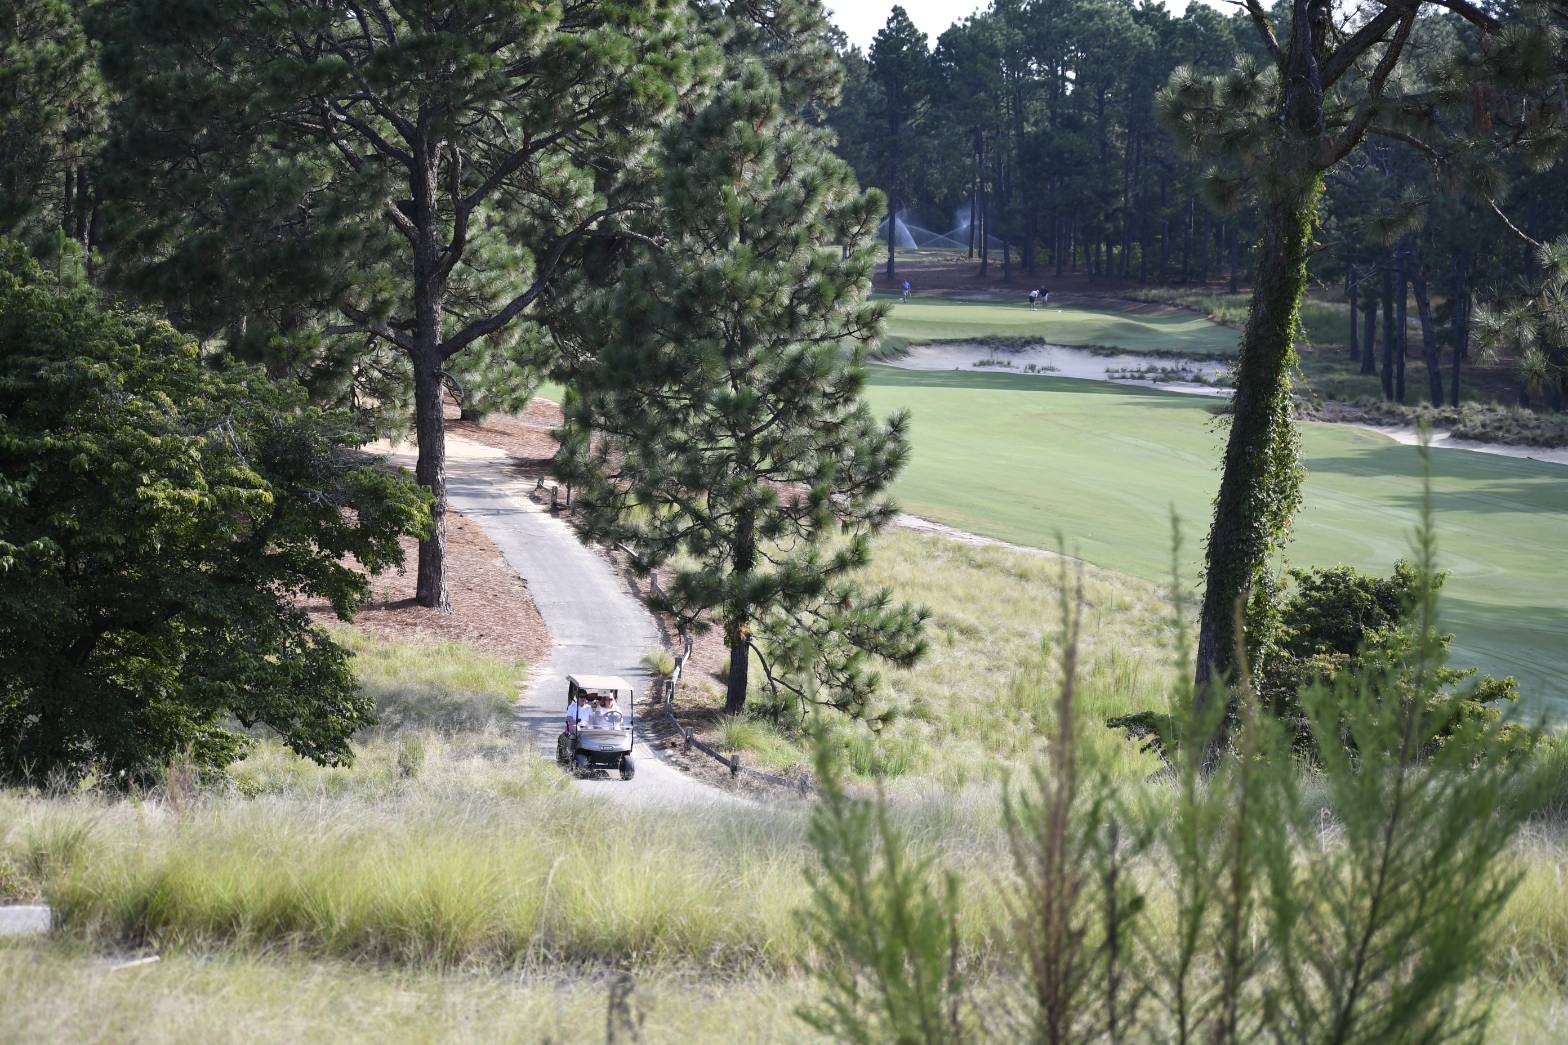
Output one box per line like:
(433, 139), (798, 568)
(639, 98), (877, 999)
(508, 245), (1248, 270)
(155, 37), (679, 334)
(1231, 0), (1283, 66)
(382, 199), (417, 243)
(331, 305), (413, 351)
(438, 205), (624, 358)
(1321, 4), (1413, 91)
(1423, 0), (1502, 33)
(1485, 197), (1545, 250)
(1318, 11), (1417, 169)
(344, 0), (398, 49)
(328, 100), (412, 166)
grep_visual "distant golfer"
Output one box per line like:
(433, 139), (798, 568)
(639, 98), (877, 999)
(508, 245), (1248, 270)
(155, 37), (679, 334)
(1040, 288), (1050, 306)
(900, 279), (911, 302)
(1028, 288), (1039, 310)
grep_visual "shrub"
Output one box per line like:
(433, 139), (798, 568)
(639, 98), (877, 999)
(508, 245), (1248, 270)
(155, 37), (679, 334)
(801, 515), (1548, 1041)
(1109, 560), (1521, 763)
(0, 245), (429, 780)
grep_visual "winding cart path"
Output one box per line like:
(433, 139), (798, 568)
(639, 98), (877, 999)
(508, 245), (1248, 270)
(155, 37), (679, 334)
(387, 435), (740, 807)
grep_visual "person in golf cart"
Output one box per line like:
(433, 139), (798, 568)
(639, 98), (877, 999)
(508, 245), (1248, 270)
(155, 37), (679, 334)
(584, 692), (624, 729)
(557, 674), (637, 780)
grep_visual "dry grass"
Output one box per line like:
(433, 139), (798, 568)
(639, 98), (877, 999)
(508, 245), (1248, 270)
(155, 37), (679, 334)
(0, 941), (812, 1044)
(5, 545), (1568, 1040)
(683, 529), (1175, 787)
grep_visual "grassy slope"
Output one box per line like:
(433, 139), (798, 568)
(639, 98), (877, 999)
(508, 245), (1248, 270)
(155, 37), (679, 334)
(7, 619), (1568, 1043)
(0, 942), (809, 1044)
(880, 295), (1242, 356)
(864, 367), (1568, 713)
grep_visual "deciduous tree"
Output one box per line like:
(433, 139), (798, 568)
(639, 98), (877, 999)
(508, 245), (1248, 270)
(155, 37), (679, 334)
(0, 244), (428, 779)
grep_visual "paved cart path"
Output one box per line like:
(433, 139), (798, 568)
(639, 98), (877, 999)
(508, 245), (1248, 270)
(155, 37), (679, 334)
(384, 435), (741, 807)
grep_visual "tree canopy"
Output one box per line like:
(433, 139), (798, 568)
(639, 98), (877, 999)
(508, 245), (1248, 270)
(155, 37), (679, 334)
(95, 0), (711, 607)
(0, 244), (428, 779)
(559, 9), (927, 718)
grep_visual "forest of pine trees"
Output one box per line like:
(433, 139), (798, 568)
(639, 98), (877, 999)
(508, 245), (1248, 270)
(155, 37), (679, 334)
(828, 0), (1568, 408)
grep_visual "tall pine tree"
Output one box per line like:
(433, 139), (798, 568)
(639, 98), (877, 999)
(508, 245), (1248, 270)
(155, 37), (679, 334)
(97, 0), (705, 608)
(868, 6), (930, 280)
(559, 42), (926, 717)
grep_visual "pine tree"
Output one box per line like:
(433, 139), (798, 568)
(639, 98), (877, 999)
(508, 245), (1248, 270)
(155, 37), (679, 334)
(96, 0), (706, 608)
(559, 47), (926, 717)
(0, 0), (105, 260)
(868, 6), (930, 281)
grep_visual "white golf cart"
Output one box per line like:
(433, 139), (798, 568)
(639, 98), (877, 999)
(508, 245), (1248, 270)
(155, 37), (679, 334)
(555, 674), (636, 780)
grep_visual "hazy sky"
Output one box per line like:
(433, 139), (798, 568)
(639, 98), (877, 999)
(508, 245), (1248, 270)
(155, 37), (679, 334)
(826, 1), (1223, 51)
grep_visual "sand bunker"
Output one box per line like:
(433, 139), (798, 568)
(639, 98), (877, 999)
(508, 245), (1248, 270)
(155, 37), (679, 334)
(879, 342), (1568, 469)
(882, 341), (1231, 397)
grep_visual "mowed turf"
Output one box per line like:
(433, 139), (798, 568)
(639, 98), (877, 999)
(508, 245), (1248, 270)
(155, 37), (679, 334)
(864, 367), (1568, 714)
(880, 295), (1241, 356)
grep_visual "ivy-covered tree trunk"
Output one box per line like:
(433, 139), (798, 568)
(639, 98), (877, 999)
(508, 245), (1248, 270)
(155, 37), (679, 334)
(1194, 174), (1317, 689)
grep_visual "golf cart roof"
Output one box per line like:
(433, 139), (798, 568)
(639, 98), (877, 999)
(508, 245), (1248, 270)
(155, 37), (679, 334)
(567, 674), (634, 693)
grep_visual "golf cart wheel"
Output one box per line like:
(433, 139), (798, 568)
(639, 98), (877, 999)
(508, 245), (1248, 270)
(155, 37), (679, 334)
(619, 755), (635, 781)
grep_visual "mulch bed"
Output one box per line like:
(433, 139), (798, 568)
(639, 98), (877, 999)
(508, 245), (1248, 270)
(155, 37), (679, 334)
(302, 509), (552, 665)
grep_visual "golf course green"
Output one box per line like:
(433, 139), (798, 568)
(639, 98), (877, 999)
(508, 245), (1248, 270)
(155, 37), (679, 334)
(865, 366), (1568, 714)
(881, 295), (1241, 356)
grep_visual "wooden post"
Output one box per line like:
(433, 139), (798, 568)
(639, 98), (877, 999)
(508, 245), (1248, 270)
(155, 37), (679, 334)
(730, 753), (741, 777)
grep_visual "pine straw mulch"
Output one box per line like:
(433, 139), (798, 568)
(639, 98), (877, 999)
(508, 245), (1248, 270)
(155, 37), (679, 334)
(448, 396), (563, 483)
(302, 509), (552, 665)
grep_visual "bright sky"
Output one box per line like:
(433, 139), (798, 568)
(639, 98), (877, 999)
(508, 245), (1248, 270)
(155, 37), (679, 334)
(827, 1), (1226, 51)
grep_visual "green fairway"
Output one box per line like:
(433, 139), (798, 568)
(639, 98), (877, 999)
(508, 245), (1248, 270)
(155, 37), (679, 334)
(865, 366), (1568, 714)
(881, 295), (1241, 356)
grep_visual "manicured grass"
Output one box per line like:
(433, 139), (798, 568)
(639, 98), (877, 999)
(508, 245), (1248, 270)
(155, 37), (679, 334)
(880, 295), (1241, 357)
(864, 366), (1568, 714)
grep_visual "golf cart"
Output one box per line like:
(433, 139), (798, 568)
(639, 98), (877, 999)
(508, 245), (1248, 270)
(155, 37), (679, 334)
(555, 674), (636, 780)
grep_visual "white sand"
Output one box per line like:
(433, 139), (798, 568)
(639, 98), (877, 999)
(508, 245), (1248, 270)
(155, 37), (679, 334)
(1352, 424), (1568, 467)
(879, 343), (1568, 469)
(881, 342), (1232, 397)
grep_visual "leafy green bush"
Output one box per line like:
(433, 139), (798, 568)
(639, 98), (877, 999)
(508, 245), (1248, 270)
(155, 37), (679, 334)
(0, 243), (429, 780)
(1109, 560), (1520, 762)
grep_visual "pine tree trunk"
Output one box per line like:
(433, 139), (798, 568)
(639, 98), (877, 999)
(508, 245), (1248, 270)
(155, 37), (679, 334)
(1348, 268), (1359, 361)
(724, 506), (757, 715)
(1394, 249), (1408, 402)
(1360, 285), (1378, 375)
(969, 141), (980, 259)
(885, 193), (897, 280)
(1182, 196), (1193, 282)
(979, 175), (989, 278)
(1450, 253), (1469, 407)
(1228, 223), (1240, 293)
(1193, 173), (1321, 690)
(1412, 261), (1442, 406)
(1197, 211), (1211, 286)
(411, 146), (450, 610)
(1380, 260), (1396, 400)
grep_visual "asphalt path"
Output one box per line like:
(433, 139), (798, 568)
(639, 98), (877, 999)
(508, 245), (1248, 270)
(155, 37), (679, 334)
(395, 435), (740, 807)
